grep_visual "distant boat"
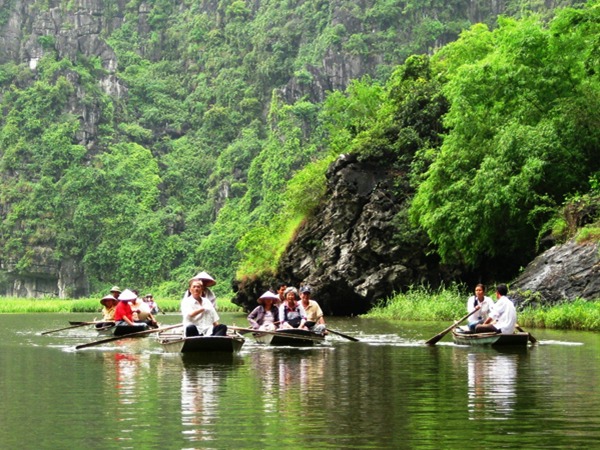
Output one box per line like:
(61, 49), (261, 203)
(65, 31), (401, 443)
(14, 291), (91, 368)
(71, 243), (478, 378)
(452, 328), (530, 346)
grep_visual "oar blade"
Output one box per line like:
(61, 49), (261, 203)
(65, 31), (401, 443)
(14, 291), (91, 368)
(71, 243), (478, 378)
(424, 309), (479, 346)
(424, 332), (446, 346)
(516, 325), (538, 344)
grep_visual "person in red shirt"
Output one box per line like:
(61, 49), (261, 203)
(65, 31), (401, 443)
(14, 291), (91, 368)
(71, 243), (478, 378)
(114, 289), (147, 330)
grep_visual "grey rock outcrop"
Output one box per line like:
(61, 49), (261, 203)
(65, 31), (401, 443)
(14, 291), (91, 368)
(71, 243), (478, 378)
(233, 153), (455, 314)
(510, 239), (600, 306)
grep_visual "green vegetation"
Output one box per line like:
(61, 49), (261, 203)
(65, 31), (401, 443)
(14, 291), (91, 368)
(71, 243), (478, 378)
(1, 0), (599, 300)
(0, 296), (242, 313)
(365, 287), (600, 331)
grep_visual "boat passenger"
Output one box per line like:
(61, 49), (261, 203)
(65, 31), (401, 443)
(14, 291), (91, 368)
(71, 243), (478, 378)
(132, 294), (158, 328)
(144, 294), (160, 315)
(475, 284), (517, 334)
(466, 284), (494, 331)
(97, 294), (118, 329)
(276, 282), (287, 307)
(182, 271), (218, 309)
(110, 285), (122, 300)
(247, 291), (280, 331)
(114, 289), (148, 331)
(279, 287), (307, 330)
(181, 279), (227, 337)
(299, 285), (327, 335)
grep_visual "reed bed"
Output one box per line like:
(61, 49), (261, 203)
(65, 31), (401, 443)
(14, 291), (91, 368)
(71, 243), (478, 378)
(365, 285), (465, 321)
(0, 296), (243, 314)
(365, 287), (600, 331)
(518, 299), (600, 331)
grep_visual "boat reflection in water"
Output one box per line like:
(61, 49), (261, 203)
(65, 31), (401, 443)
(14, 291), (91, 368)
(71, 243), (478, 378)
(180, 357), (238, 445)
(467, 351), (518, 420)
(249, 348), (329, 415)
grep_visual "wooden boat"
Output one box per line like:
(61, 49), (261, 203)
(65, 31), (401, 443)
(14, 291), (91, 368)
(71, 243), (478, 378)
(452, 328), (530, 346)
(113, 324), (150, 336)
(158, 334), (245, 353)
(253, 328), (326, 347)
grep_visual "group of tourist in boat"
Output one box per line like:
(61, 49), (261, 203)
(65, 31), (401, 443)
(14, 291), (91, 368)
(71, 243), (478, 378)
(463, 283), (517, 335)
(247, 284), (327, 335)
(97, 286), (161, 333)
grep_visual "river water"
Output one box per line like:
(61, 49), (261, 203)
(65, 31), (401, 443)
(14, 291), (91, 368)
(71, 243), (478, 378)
(1, 313), (598, 449)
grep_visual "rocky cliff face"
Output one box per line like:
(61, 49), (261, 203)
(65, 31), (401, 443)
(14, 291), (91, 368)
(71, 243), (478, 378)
(234, 153), (457, 314)
(0, 0), (127, 297)
(511, 239), (600, 306)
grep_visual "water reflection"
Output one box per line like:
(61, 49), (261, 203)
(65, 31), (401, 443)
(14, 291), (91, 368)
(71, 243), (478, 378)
(467, 351), (518, 420)
(249, 349), (329, 414)
(180, 358), (236, 445)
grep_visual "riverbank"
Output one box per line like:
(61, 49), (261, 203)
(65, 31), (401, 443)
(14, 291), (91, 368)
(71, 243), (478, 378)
(364, 286), (600, 331)
(3, 289), (600, 331)
(0, 297), (243, 313)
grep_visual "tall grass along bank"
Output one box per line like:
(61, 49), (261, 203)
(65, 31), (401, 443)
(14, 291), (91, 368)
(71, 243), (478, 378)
(364, 287), (600, 331)
(0, 297), (242, 314)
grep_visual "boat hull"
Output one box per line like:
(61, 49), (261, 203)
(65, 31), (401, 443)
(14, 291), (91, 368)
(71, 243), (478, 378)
(159, 335), (245, 353)
(255, 328), (325, 347)
(452, 329), (529, 346)
(113, 324), (150, 336)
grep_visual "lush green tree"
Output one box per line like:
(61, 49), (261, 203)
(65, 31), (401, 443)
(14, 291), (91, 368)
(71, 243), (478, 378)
(411, 8), (600, 267)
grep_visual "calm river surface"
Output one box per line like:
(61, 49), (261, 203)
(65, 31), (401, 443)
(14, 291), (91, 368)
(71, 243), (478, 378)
(1, 313), (599, 449)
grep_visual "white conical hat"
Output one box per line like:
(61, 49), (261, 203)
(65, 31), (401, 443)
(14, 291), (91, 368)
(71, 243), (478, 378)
(119, 289), (137, 301)
(258, 291), (279, 304)
(193, 271), (216, 287)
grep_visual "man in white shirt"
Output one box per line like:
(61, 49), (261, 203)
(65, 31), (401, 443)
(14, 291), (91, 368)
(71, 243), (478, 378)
(181, 279), (227, 337)
(475, 284), (517, 334)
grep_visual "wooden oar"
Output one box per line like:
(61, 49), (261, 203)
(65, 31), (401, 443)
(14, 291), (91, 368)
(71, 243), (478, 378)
(41, 322), (100, 335)
(425, 308), (479, 346)
(229, 326), (325, 342)
(75, 323), (182, 350)
(327, 328), (359, 342)
(516, 324), (538, 344)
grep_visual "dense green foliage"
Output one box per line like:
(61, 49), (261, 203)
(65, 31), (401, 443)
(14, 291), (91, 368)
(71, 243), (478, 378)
(411, 9), (600, 267)
(0, 0), (597, 298)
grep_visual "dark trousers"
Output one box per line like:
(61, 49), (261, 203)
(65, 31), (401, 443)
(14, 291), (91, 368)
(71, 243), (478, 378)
(185, 324), (228, 337)
(475, 323), (500, 334)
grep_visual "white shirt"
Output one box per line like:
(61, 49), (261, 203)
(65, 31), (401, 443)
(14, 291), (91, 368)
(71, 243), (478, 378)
(181, 295), (220, 336)
(490, 296), (517, 334)
(182, 288), (217, 308)
(467, 295), (494, 321)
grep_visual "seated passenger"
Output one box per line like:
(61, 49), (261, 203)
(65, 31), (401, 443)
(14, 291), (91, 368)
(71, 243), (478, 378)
(181, 279), (227, 337)
(132, 294), (158, 328)
(114, 289), (148, 331)
(247, 291), (280, 331)
(278, 287), (307, 329)
(299, 285), (327, 335)
(475, 284), (517, 334)
(97, 294), (118, 329)
(466, 284), (494, 331)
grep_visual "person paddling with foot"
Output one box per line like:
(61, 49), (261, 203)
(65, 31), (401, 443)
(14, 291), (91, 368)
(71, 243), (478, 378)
(181, 279), (227, 337)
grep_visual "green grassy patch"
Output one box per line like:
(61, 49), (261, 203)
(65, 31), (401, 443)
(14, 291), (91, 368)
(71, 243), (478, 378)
(0, 296), (243, 313)
(365, 287), (600, 331)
